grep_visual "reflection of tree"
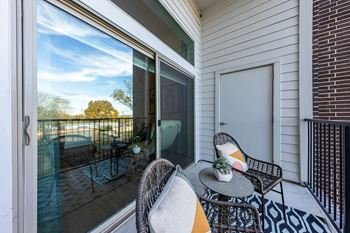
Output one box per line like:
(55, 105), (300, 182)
(111, 80), (132, 110)
(38, 91), (71, 119)
(84, 100), (118, 119)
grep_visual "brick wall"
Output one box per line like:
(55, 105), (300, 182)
(313, 0), (350, 120)
(312, 1), (350, 227)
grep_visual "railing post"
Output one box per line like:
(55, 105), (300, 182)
(118, 118), (121, 138)
(345, 126), (350, 233)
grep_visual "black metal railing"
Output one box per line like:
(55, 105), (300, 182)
(37, 117), (152, 176)
(305, 119), (350, 233)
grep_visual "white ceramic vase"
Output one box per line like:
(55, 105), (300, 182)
(132, 146), (141, 154)
(213, 169), (232, 182)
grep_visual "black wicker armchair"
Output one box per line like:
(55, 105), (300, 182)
(213, 132), (286, 229)
(136, 158), (263, 233)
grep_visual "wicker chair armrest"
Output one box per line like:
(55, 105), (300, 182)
(199, 196), (263, 233)
(245, 154), (282, 178)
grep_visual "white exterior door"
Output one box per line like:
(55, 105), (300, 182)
(219, 66), (273, 162)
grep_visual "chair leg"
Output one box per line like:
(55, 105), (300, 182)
(280, 182), (287, 221)
(261, 194), (265, 230)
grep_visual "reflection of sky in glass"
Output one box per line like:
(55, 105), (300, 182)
(37, 0), (133, 116)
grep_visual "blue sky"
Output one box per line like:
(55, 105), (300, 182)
(37, 0), (133, 116)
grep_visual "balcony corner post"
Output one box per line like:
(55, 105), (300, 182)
(344, 126), (350, 233)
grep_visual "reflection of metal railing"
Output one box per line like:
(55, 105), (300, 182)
(37, 117), (151, 176)
(305, 119), (350, 233)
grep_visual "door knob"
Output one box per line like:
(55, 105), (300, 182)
(219, 122), (227, 126)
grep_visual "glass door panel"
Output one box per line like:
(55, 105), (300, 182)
(37, 1), (156, 232)
(159, 61), (194, 168)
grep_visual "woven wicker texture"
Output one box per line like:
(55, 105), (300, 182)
(213, 132), (286, 230)
(136, 158), (263, 233)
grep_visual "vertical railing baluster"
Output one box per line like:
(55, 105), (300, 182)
(328, 124), (331, 212)
(318, 122), (321, 198)
(333, 125), (336, 221)
(324, 123), (327, 207)
(319, 123), (322, 199)
(118, 118), (121, 139)
(344, 126), (350, 233)
(308, 121), (311, 186)
(321, 123), (324, 203)
(312, 122), (317, 193)
(340, 126), (343, 228)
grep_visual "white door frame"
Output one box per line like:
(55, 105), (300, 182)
(215, 59), (281, 166)
(21, 0), (38, 232)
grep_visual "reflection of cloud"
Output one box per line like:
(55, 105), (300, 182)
(45, 45), (132, 80)
(61, 92), (80, 97)
(37, 49), (133, 82)
(37, 1), (132, 63)
(37, 1), (104, 38)
(37, 0), (133, 83)
(36, 0), (133, 116)
(38, 70), (95, 82)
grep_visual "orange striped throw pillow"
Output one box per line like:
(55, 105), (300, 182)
(216, 143), (248, 172)
(148, 165), (211, 233)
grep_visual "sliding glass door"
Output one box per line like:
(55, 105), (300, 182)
(159, 61), (194, 168)
(36, 1), (156, 232)
(25, 1), (196, 232)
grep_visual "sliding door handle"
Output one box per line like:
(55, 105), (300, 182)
(219, 122), (227, 126)
(24, 115), (30, 145)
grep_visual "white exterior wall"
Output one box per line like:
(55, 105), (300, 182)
(0, 0), (17, 232)
(200, 0), (300, 182)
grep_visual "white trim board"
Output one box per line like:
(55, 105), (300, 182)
(0, 0), (20, 233)
(21, 0), (38, 232)
(215, 59), (282, 166)
(298, 0), (313, 183)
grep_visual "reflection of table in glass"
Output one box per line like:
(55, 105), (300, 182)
(101, 142), (128, 180)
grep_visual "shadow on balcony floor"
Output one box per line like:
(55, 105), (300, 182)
(113, 161), (333, 233)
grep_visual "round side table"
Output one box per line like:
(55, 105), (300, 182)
(199, 167), (254, 201)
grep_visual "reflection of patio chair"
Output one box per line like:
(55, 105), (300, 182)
(52, 134), (97, 191)
(160, 120), (181, 151)
(142, 120), (181, 158)
(37, 139), (63, 233)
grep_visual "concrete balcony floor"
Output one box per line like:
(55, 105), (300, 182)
(113, 161), (334, 233)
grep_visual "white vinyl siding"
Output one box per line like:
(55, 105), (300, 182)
(200, 0), (300, 182)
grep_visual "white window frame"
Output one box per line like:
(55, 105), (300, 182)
(19, 0), (197, 232)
